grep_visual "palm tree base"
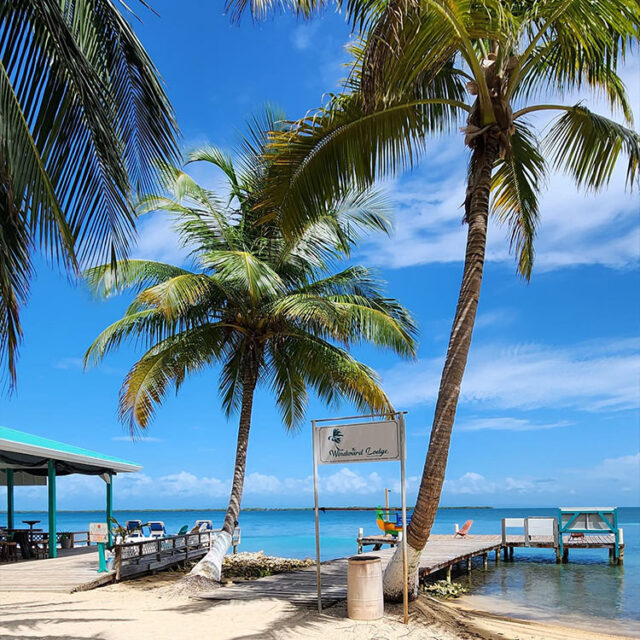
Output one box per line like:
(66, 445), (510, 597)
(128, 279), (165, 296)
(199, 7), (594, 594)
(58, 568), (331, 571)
(188, 530), (233, 582)
(382, 543), (421, 601)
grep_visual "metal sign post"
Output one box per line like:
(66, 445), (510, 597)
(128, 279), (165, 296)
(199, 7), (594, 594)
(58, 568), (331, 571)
(399, 412), (409, 624)
(311, 412), (409, 623)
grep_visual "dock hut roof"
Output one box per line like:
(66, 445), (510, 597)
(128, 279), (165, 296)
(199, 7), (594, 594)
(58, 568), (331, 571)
(0, 426), (141, 483)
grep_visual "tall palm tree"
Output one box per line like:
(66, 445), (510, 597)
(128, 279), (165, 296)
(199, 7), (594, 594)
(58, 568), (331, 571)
(0, 0), (178, 386)
(84, 111), (417, 582)
(226, 0), (640, 597)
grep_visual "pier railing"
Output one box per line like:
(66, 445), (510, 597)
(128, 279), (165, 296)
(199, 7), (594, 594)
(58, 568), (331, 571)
(112, 528), (241, 580)
(501, 517), (558, 547)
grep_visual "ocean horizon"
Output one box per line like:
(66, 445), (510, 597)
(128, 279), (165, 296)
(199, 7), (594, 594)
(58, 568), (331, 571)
(3, 506), (638, 635)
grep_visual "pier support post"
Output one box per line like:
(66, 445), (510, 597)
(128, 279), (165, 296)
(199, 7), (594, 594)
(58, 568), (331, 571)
(509, 547), (514, 561)
(503, 547), (509, 561)
(47, 460), (57, 558)
(555, 548), (562, 563)
(106, 472), (113, 547)
(6, 469), (14, 531)
(562, 548), (569, 563)
(483, 554), (488, 570)
(466, 558), (472, 573)
(446, 565), (452, 583)
(495, 549), (500, 564)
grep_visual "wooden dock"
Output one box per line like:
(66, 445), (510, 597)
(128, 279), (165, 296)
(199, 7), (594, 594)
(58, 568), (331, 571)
(0, 531), (216, 592)
(201, 534), (503, 604)
(113, 530), (213, 580)
(0, 531), (622, 595)
(0, 548), (115, 592)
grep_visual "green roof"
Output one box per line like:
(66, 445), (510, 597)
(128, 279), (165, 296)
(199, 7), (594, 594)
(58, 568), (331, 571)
(0, 426), (141, 473)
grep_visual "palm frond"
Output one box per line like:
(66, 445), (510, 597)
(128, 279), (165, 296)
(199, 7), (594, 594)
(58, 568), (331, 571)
(85, 260), (193, 298)
(491, 122), (547, 279)
(200, 250), (286, 302)
(265, 93), (468, 237)
(120, 324), (229, 430)
(137, 274), (225, 320)
(544, 104), (640, 191)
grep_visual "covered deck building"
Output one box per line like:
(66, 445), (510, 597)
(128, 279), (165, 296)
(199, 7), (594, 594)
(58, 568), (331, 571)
(1, 426), (140, 558)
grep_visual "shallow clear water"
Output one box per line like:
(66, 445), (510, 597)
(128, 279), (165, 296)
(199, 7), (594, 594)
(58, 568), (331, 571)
(5, 507), (638, 630)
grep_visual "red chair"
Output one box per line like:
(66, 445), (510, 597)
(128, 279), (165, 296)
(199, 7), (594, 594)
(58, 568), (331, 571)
(456, 520), (473, 537)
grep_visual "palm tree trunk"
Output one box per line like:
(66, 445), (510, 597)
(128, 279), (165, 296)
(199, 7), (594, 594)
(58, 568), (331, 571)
(383, 133), (500, 600)
(188, 353), (259, 582)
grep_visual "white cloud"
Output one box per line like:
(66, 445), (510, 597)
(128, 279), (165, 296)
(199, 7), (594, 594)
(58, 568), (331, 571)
(383, 337), (640, 412)
(457, 417), (573, 432)
(362, 165), (639, 272)
(574, 453), (640, 492)
(442, 453), (640, 499)
(474, 309), (516, 330)
(291, 24), (318, 51)
(132, 214), (189, 265)
(55, 357), (84, 370)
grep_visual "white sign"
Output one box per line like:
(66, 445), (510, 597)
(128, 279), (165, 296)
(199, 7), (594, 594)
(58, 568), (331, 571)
(89, 522), (109, 543)
(316, 420), (401, 464)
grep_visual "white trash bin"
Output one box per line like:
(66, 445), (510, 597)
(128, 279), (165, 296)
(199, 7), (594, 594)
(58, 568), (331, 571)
(347, 555), (384, 620)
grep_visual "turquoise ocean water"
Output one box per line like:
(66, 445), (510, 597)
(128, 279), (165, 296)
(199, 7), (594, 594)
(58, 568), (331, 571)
(4, 507), (638, 632)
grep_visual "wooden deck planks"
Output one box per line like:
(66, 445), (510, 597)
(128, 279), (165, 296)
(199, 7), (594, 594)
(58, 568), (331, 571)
(0, 549), (115, 592)
(201, 535), (502, 603)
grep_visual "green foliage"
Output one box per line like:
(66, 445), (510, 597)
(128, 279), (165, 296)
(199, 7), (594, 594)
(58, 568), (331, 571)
(0, 1), (178, 387)
(85, 112), (417, 433)
(237, 0), (639, 279)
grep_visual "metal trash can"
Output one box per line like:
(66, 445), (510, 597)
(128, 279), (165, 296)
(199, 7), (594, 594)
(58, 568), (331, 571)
(347, 555), (384, 620)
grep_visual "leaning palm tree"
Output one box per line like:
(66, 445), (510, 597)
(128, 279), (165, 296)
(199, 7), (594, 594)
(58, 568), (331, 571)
(84, 111), (417, 583)
(227, 0), (640, 597)
(0, 0), (178, 386)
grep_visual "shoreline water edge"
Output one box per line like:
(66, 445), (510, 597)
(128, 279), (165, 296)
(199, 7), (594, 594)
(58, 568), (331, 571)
(2, 506), (638, 636)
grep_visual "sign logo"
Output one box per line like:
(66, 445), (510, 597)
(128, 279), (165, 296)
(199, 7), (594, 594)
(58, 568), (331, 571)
(328, 428), (343, 445)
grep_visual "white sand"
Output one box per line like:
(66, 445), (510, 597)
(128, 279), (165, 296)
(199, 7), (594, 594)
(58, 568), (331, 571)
(0, 574), (636, 640)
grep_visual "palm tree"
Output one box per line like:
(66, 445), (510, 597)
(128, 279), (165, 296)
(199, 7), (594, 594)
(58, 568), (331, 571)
(84, 111), (417, 582)
(226, 0), (640, 598)
(0, 0), (178, 386)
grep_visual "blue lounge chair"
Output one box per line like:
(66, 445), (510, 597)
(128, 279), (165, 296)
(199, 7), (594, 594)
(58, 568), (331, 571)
(194, 519), (213, 531)
(125, 520), (144, 538)
(148, 521), (166, 539)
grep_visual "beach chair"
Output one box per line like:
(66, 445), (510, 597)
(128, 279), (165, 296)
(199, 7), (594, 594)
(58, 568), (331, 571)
(148, 521), (166, 539)
(456, 520), (473, 537)
(395, 511), (412, 528)
(125, 520), (144, 539)
(194, 519), (213, 531)
(177, 525), (189, 535)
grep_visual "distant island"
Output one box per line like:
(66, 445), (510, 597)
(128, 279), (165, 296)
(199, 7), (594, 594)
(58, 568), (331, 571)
(3, 505), (494, 513)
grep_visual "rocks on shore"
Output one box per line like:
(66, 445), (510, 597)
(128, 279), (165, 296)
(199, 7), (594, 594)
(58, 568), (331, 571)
(222, 551), (314, 579)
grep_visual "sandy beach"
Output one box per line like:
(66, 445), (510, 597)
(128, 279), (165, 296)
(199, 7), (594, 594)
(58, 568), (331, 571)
(0, 573), (637, 640)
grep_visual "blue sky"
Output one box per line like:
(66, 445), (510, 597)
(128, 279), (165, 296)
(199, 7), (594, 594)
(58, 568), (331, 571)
(1, 2), (639, 511)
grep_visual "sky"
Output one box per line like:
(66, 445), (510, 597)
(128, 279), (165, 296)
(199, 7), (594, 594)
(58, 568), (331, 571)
(1, 2), (639, 512)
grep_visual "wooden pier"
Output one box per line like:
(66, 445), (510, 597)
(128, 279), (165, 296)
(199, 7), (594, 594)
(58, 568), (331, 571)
(0, 548), (115, 592)
(0, 529), (622, 596)
(113, 530), (213, 580)
(202, 530), (624, 605)
(202, 534), (503, 604)
(0, 530), (216, 592)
